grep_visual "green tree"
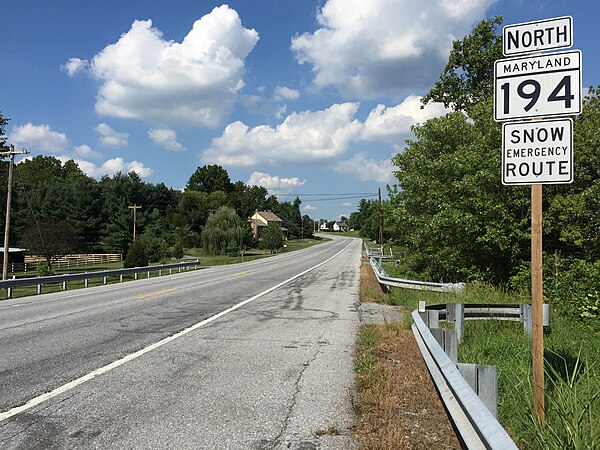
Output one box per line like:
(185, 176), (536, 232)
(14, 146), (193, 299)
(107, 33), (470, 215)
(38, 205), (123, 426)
(186, 165), (233, 193)
(259, 221), (284, 254)
(390, 97), (531, 282)
(123, 239), (148, 268)
(20, 219), (81, 271)
(172, 241), (185, 260)
(231, 181), (268, 219)
(140, 230), (169, 263)
(274, 197), (302, 239)
(422, 16), (503, 112)
(0, 111), (9, 151)
(200, 206), (246, 256)
(301, 214), (314, 239)
(12, 156), (103, 250)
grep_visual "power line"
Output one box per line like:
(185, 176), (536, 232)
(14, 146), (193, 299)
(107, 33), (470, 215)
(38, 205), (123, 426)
(275, 192), (376, 197)
(294, 195), (378, 202)
(274, 192), (379, 202)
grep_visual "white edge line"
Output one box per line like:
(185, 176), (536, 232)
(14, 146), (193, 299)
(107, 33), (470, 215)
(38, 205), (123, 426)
(0, 239), (355, 422)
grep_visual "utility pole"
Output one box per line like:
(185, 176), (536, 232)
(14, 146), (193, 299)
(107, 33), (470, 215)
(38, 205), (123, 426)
(2, 145), (30, 280)
(378, 188), (384, 253)
(128, 204), (142, 241)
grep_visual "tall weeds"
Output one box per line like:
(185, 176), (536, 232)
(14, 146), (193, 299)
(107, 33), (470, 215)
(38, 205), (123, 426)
(522, 351), (599, 450)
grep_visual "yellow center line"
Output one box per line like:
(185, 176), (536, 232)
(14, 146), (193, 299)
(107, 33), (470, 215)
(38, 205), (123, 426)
(137, 288), (177, 299)
(233, 271), (250, 277)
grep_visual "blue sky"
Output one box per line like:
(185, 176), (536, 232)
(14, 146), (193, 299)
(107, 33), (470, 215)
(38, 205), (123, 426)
(1, 0), (598, 220)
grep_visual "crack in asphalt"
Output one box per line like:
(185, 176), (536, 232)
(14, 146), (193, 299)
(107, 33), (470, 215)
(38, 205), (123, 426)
(269, 344), (323, 449)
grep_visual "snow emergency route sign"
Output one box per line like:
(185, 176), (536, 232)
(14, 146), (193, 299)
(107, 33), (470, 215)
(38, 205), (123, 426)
(502, 118), (573, 185)
(494, 50), (582, 121)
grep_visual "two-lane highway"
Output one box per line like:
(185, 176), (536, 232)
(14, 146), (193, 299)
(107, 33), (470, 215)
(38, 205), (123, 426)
(0, 236), (361, 449)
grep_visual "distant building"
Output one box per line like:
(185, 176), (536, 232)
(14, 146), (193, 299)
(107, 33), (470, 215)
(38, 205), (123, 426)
(320, 223), (329, 231)
(333, 221), (349, 232)
(0, 247), (26, 266)
(249, 211), (286, 240)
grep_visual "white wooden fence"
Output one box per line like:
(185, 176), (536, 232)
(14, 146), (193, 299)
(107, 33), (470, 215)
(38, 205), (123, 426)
(10, 254), (123, 274)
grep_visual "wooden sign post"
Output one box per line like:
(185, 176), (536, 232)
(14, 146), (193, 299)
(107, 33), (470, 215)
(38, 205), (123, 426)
(496, 16), (581, 425)
(531, 183), (544, 422)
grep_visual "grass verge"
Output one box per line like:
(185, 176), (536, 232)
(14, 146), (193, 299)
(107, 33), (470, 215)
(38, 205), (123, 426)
(354, 322), (462, 449)
(354, 257), (461, 449)
(185, 238), (325, 266)
(362, 257), (599, 448)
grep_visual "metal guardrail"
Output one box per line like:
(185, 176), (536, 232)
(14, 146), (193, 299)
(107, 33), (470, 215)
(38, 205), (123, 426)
(412, 309), (518, 449)
(365, 244), (465, 292)
(0, 260), (200, 299)
(423, 302), (550, 337)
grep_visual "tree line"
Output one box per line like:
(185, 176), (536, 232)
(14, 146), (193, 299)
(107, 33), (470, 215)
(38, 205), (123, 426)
(351, 17), (600, 319)
(0, 127), (314, 266)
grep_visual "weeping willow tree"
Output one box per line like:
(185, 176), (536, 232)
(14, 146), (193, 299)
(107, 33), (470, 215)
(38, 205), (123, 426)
(201, 206), (246, 256)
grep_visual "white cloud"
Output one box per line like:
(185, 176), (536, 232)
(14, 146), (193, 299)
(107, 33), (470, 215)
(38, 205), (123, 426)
(96, 123), (128, 147)
(62, 57), (89, 77)
(58, 156), (153, 179)
(148, 128), (184, 151)
(203, 103), (362, 166)
(72, 5), (258, 127)
(247, 171), (305, 194)
(73, 144), (101, 159)
(291, 0), (495, 98)
(335, 153), (394, 182)
(274, 86), (300, 100)
(303, 204), (317, 212)
(361, 95), (450, 143)
(342, 202), (352, 207)
(275, 104), (288, 120)
(8, 123), (69, 153)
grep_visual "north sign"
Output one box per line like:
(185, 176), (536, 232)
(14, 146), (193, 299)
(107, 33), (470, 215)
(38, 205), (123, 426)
(503, 16), (572, 56)
(502, 118), (573, 185)
(494, 50), (582, 121)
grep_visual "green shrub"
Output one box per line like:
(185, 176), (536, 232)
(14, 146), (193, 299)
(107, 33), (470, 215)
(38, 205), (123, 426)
(123, 240), (148, 268)
(172, 241), (185, 260)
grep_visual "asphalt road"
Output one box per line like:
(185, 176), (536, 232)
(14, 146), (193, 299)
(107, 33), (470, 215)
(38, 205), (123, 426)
(0, 236), (361, 449)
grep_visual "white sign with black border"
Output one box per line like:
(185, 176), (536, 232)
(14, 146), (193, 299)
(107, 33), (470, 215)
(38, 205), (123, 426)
(494, 50), (581, 121)
(502, 118), (573, 185)
(503, 16), (572, 56)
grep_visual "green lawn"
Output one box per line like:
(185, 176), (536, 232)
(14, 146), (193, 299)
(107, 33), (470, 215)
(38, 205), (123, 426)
(320, 230), (360, 238)
(185, 237), (325, 266)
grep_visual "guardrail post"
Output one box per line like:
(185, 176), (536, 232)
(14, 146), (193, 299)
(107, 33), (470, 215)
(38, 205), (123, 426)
(7, 287), (12, 299)
(103, 276), (108, 285)
(37, 284), (41, 295)
(120, 274), (123, 283)
(418, 300), (426, 312)
(159, 269), (162, 276)
(455, 304), (464, 341)
(430, 328), (458, 364)
(458, 363), (498, 418)
(543, 303), (550, 326)
(134, 272), (138, 280)
(522, 304), (533, 335)
(84, 278), (88, 288)
(147, 270), (151, 278)
(420, 310), (439, 328)
(62, 281), (67, 291)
